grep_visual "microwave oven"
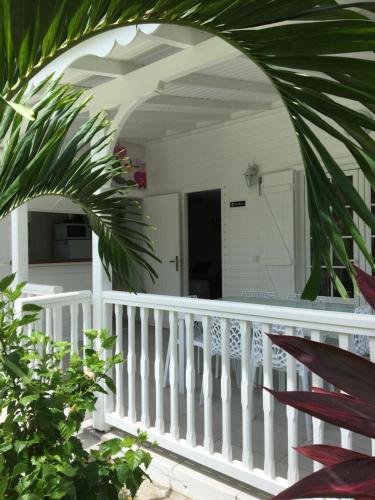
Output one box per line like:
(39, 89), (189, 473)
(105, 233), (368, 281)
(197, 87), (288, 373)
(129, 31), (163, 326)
(54, 223), (91, 240)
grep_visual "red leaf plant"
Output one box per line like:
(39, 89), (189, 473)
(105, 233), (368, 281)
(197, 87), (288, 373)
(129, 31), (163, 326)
(268, 265), (375, 499)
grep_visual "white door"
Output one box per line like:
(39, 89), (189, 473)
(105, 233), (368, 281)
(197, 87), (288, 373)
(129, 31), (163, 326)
(143, 193), (182, 296)
(259, 170), (295, 297)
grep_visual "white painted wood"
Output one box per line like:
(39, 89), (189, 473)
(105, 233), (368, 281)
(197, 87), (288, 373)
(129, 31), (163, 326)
(285, 326), (298, 484)
(145, 94), (268, 112)
(310, 329), (324, 471)
(202, 316), (213, 454)
(370, 336), (375, 455)
(89, 38), (240, 111)
(169, 73), (276, 95)
(259, 171), (295, 297)
(140, 307), (150, 428)
(143, 194), (181, 296)
(154, 309), (164, 434)
(262, 323), (275, 479)
(178, 318), (185, 394)
(70, 303), (79, 352)
(185, 313), (196, 447)
(82, 302), (91, 348)
(53, 306), (63, 343)
(339, 333), (353, 450)
(91, 124), (113, 432)
(240, 320), (252, 469)
(115, 304), (125, 418)
(221, 318), (232, 461)
(11, 205), (29, 283)
(104, 302), (115, 415)
(127, 305), (137, 423)
(169, 311), (179, 440)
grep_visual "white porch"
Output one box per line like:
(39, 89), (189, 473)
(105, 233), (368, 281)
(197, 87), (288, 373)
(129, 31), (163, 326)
(17, 287), (375, 497)
(2, 22), (375, 499)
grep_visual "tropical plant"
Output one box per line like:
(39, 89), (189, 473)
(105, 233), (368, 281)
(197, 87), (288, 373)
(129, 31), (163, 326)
(0, 274), (151, 499)
(0, 76), (157, 290)
(267, 265), (375, 499)
(1, 1), (375, 298)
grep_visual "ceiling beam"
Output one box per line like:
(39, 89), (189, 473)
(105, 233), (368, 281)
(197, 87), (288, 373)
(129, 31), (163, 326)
(88, 37), (240, 111)
(145, 94), (271, 112)
(130, 109), (231, 123)
(140, 24), (210, 49)
(71, 56), (140, 77)
(162, 73), (277, 96)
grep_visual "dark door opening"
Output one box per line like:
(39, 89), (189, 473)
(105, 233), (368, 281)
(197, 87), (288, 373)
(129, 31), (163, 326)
(188, 189), (222, 299)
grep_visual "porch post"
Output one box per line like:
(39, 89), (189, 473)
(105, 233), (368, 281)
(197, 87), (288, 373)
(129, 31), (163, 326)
(91, 124), (112, 432)
(11, 205), (29, 283)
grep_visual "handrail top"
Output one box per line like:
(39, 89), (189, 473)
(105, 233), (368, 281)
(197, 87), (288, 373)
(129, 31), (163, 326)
(102, 290), (375, 335)
(18, 290), (92, 306)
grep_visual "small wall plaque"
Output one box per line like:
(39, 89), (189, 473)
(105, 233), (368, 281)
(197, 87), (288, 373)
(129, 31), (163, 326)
(230, 201), (246, 208)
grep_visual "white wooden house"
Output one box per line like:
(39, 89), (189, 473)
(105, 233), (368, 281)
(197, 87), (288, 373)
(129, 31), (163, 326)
(2, 25), (375, 499)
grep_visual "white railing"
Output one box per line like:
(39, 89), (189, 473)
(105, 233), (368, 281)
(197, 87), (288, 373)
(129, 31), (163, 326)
(23, 282), (63, 298)
(99, 291), (375, 496)
(17, 290), (92, 348)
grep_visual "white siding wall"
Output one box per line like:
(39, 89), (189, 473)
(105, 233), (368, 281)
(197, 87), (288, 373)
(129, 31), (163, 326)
(146, 105), (351, 296)
(0, 105), (355, 295)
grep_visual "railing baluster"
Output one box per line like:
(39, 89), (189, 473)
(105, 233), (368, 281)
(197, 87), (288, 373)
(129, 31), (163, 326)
(202, 316), (213, 453)
(311, 329), (324, 471)
(53, 306), (62, 343)
(263, 323), (275, 479)
(185, 313), (196, 447)
(140, 307), (150, 428)
(221, 318), (232, 461)
(115, 304), (125, 418)
(70, 303), (79, 352)
(241, 320), (252, 469)
(104, 303), (114, 415)
(339, 332), (352, 450)
(45, 308), (52, 338)
(127, 306), (136, 423)
(286, 326), (298, 483)
(169, 311), (179, 440)
(82, 302), (91, 348)
(154, 309), (164, 434)
(370, 336), (375, 455)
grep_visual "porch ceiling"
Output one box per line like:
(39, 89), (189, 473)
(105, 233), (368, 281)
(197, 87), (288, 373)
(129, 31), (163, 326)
(61, 25), (283, 145)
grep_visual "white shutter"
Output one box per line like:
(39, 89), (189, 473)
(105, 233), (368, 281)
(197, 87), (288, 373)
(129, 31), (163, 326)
(259, 170), (295, 297)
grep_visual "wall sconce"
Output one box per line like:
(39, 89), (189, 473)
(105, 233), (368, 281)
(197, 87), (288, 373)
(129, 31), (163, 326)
(243, 162), (259, 189)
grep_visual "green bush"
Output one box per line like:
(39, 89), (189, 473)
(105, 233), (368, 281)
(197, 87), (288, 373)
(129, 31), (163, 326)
(0, 275), (151, 499)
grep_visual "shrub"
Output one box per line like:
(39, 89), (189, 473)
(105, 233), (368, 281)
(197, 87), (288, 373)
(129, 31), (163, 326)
(0, 275), (151, 499)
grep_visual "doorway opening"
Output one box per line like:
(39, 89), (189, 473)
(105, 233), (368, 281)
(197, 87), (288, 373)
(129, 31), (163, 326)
(187, 189), (222, 299)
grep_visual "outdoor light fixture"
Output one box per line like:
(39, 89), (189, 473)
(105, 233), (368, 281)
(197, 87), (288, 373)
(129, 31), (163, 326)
(243, 162), (260, 189)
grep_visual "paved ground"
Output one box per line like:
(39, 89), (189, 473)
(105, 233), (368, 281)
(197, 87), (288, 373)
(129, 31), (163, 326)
(135, 481), (190, 499)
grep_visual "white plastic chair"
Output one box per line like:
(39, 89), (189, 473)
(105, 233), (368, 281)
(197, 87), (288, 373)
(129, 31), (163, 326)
(353, 303), (372, 357)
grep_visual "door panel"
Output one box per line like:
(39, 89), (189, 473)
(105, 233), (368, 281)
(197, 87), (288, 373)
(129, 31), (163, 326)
(143, 193), (181, 296)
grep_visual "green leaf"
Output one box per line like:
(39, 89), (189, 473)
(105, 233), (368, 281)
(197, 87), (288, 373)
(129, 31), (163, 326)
(20, 394), (38, 406)
(0, 95), (34, 121)
(22, 303), (43, 312)
(0, 273), (15, 292)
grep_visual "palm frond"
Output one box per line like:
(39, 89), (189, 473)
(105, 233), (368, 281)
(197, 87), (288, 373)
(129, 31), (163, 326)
(0, 79), (157, 291)
(2, 1), (375, 297)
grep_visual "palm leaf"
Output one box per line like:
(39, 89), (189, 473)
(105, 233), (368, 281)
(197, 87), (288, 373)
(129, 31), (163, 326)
(1, 1), (375, 297)
(0, 79), (157, 290)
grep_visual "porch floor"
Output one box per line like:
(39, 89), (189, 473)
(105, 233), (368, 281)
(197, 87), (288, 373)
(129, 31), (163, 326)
(116, 322), (371, 482)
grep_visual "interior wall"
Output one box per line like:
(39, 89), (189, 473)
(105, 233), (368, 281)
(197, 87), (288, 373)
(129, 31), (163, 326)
(145, 104), (352, 296)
